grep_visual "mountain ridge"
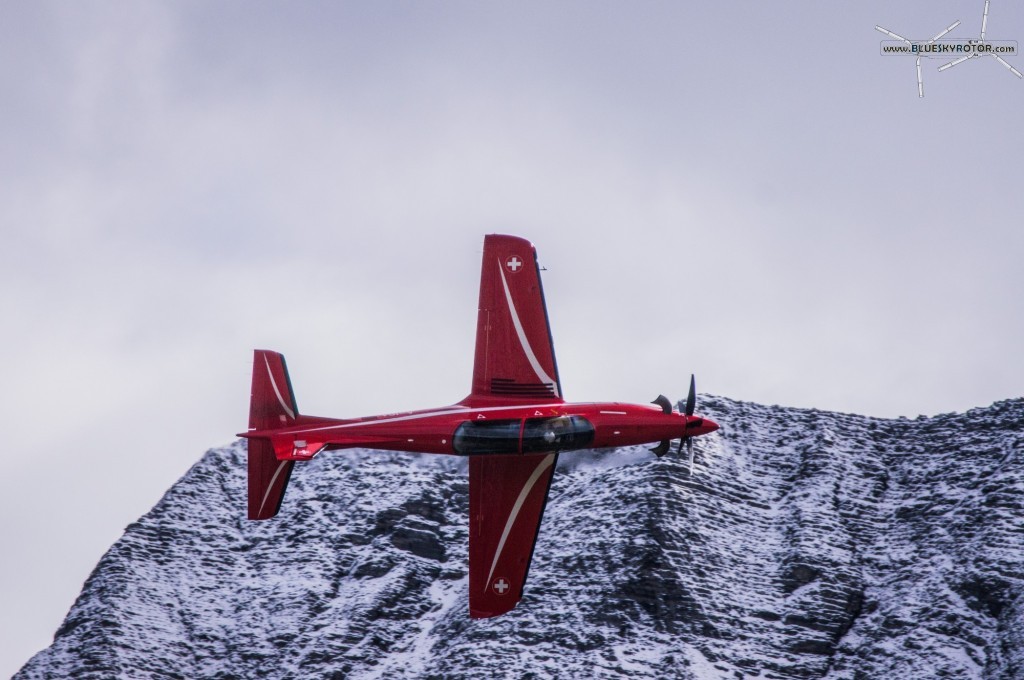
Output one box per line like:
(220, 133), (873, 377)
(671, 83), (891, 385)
(17, 396), (1024, 679)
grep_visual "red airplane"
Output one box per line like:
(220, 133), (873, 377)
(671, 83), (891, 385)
(240, 234), (718, 618)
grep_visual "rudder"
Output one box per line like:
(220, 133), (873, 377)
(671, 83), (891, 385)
(248, 439), (294, 520)
(247, 350), (299, 519)
(249, 349), (300, 430)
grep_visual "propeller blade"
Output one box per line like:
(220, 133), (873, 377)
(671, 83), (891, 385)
(684, 374), (696, 417)
(687, 438), (695, 475)
(875, 25), (911, 45)
(939, 54), (971, 71)
(992, 54), (1024, 78)
(652, 394), (672, 415)
(917, 57), (924, 98)
(930, 20), (961, 43)
(651, 440), (671, 457)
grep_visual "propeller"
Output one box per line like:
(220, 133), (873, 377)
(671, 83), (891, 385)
(649, 374), (701, 474)
(938, 1), (1020, 79)
(877, 19), (960, 97)
(650, 395), (673, 456)
(683, 374), (696, 417)
(651, 394), (672, 415)
(679, 374), (697, 474)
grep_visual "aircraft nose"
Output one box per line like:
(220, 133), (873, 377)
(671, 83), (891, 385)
(686, 415), (719, 436)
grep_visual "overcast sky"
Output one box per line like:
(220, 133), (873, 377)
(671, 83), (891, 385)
(4, 1), (1022, 674)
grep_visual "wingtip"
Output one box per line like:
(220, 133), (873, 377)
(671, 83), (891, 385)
(469, 600), (521, 619)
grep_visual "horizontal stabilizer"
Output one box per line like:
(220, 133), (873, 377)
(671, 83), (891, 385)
(267, 434), (327, 460)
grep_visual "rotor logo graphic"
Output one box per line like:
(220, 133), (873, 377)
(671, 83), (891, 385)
(877, 0), (1021, 97)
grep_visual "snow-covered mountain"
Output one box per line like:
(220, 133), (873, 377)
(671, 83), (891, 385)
(17, 396), (1024, 679)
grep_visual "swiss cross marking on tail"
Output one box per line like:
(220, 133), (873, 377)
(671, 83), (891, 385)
(505, 256), (523, 273)
(492, 577), (510, 595)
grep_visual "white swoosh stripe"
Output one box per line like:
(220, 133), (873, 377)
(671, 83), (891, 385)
(264, 355), (296, 420)
(498, 263), (560, 398)
(484, 453), (556, 591)
(258, 460), (290, 516)
(289, 407), (471, 434)
(287, 402), (562, 435)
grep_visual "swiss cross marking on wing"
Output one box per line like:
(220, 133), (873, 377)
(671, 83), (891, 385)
(505, 256), (523, 273)
(492, 577), (510, 595)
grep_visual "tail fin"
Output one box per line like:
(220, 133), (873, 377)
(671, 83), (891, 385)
(249, 349), (300, 430)
(247, 350), (299, 520)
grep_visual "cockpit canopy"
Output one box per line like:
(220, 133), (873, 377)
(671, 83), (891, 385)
(453, 416), (595, 455)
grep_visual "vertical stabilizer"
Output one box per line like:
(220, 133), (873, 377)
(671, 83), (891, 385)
(247, 350), (299, 519)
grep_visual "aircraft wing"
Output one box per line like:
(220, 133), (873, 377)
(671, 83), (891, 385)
(469, 234), (563, 402)
(468, 452), (558, 618)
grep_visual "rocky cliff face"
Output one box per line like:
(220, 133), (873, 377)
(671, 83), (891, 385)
(17, 397), (1024, 679)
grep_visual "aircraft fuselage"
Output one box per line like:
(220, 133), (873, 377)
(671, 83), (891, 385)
(243, 400), (718, 461)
